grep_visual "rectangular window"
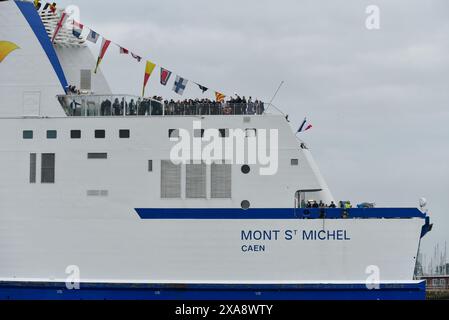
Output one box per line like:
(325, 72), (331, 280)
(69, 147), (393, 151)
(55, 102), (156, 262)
(23, 130), (33, 140)
(161, 160), (181, 198)
(194, 129), (205, 138)
(30, 153), (36, 184)
(211, 163), (232, 198)
(186, 162), (207, 199)
(95, 130), (106, 139)
(219, 129), (229, 138)
(47, 130), (57, 139)
(169, 129), (180, 139)
(87, 153), (108, 159)
(119, 129), (130, 139)
(291, 159), (299, 166)
(71, 130), (81, 139)
(41, 153), (55, 184)
(245, 128), (257, 138)
(148, 160), (153, 172)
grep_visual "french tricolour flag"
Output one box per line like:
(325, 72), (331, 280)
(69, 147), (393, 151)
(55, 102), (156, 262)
(72, 21), (84, 39)
(297, 118), (313, 134)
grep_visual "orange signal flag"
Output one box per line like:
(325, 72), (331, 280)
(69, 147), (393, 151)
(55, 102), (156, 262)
(215, 91), (226, 103)
(142, 60), (156, 97)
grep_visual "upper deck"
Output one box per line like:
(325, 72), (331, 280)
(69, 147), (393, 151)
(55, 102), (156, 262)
(57, 94), (267, 117)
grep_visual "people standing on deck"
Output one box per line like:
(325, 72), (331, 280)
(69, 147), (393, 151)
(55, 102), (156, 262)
(69, 99), (81, 116)
(112, 98), (121, 116)
(82, 96), (266, 117)
(247, 97), (255, 115)
(120, 98), (127, 115)
(137, 98), (141, 115)
(241, 96), (248, 114)
(100, 99), (107, 116)
(128, 99), (136, 115)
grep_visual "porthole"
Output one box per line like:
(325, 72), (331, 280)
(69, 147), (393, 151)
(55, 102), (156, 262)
(241, 200), (251, 210)
(241, 165), (251, 174)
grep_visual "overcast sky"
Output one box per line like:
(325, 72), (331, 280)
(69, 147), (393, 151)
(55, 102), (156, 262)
(58, 0), (449, 262)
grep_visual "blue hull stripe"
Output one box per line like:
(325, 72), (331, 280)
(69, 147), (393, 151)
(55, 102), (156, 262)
(0, 282), (426, 301)
(135, 208), (426, 220)
(15, 1), (68, 91)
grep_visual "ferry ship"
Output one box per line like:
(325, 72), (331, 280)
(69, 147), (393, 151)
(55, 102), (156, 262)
(0, 0), (432, 300)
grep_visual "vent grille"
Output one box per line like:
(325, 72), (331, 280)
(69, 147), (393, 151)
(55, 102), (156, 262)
(41, 153), (55, 184)
(211, 163), (232, 198)
(161, 160), (181, 198)
(87, 190), (109, 197)
(186, 163), (206, 199)
(88, 153), (108, 159)
(80, 70), (92, 91)
(30, 154), (37, 184)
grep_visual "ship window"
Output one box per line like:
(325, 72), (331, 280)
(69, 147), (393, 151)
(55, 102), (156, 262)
(71, 130), (81, 139)
(169, 129), (180, 139)
(194, 129), (205, 138)
(148, 160), (153, 172)
(241, 200), (251, 210)
(95, 130), (106, 139)
(241, 165), (251, 175)
(161, 160), (181, 198)
(245, 129), (257, 138)
(211, 163), (232, 198)
(119, 129), (130, 139)
(47, 130), (57, 139)
(41, 153), (55, 184)
(291, 159), (299, 166)
(88, 153), (108, 159)
(23, 130), (33, 140)
(219, 129), (229, 138)
(30, 153), (37, 184)
(186, 162), (207, 199)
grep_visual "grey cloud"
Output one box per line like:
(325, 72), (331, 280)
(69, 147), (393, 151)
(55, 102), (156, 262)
(59, 0), (449, 257)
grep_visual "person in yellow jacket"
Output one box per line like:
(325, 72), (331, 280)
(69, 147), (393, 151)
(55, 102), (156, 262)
(345, 201), (353, 209)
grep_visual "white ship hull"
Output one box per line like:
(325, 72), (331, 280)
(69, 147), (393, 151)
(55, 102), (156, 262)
(0, 217), (423, 283)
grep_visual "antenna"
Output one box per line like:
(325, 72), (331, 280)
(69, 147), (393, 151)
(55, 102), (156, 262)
(266, 81), (285, 112)
(269, 81), (285, 105)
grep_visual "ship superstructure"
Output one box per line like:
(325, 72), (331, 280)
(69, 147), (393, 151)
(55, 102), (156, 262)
(0, 0), (431, 300)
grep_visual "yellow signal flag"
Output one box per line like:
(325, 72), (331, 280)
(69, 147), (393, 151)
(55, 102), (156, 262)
(0, 41), (19, 63)
(142, 60), (156, 97)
